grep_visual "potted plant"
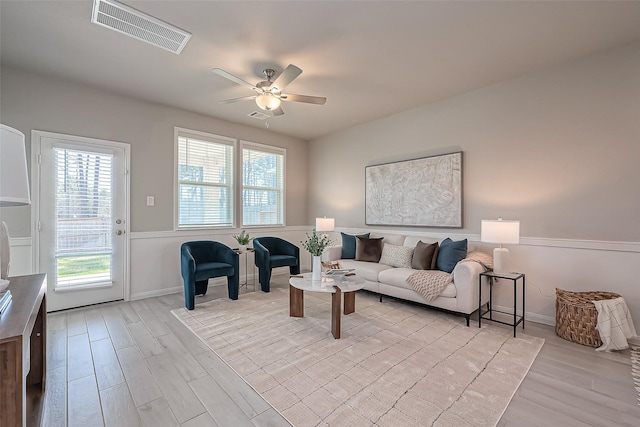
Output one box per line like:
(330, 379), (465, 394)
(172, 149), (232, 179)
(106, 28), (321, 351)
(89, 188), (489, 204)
(302, 230), (333, 280)
(233, 230), (251, 250)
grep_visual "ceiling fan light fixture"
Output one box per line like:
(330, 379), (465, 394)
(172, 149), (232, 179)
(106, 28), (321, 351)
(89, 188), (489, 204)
(255, 93), (281, 111)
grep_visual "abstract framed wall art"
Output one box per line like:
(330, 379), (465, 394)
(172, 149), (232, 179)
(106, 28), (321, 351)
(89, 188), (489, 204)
(365, 151), (462, 227)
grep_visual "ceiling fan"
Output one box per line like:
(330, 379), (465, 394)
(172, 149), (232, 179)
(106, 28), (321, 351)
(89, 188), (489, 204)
(212, 64), (326, 116)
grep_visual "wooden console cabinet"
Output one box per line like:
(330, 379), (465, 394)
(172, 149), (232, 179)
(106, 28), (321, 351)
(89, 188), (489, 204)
(0, 274), (47, 427)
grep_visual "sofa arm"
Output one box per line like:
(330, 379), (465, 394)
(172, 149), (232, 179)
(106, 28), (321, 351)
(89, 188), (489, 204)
(452, 261), (490, 314)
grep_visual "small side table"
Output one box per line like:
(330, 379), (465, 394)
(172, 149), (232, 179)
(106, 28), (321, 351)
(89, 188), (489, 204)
(479, 271), (525, 337)
(234, 248), (256, 291)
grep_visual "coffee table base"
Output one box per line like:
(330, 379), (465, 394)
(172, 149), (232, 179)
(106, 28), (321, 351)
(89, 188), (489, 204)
(289, 285), (304, 317)
(289, 284), (356, 339)
(332, 287), (341, 339)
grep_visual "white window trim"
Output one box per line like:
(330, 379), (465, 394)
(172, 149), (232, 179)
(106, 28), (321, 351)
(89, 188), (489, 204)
(239, 140), (286, 228)
(174, 127), (237, 230)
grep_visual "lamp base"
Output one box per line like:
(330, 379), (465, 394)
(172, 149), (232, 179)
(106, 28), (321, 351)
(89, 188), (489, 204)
(493, 247), (510, 274)
(1, 221), (10, 280)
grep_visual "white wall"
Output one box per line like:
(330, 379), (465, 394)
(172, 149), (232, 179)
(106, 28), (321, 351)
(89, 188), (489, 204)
(0, 66), (309, 235)
(6, 238), (32, 277)
(308, 42), (640, 331)
(0, 66), (312, 304)
(129, 227), (312, 300)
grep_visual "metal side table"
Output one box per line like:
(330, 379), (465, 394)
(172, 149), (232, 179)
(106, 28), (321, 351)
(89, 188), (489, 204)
(234, 248), (256, 291)
(479, 271), (525, 337)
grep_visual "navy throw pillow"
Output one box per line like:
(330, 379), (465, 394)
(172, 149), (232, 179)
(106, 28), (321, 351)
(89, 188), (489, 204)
(436, 238), (468, 273)
(341, 232), (370, 259)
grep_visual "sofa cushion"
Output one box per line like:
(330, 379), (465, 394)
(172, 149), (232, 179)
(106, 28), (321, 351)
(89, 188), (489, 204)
(340, 259), (392, 282)
(378, 268), (456, 298)
(411, 241), (439, 270)
(379, 243), (413, 268)
(356, 236), (384, 262)
(436, 238), (468, 273)
(341, 232), (370, 259)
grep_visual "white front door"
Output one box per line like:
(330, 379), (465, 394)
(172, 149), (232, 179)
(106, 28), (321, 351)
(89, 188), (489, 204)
(33, 131), (129, 312)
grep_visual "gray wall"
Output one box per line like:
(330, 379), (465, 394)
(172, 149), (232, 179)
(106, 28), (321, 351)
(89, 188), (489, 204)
(308, 41), (640, 242)
(0, 67), (309, 235)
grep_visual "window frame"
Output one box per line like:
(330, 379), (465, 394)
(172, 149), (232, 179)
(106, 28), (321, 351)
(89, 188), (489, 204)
(173, 128), (287, 231)
(174, 127), (236, 230)
(239, 140), (286, 228)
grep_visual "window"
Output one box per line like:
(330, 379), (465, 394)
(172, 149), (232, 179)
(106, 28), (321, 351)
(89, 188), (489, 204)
(176, 129), (234, 228)
(241, 141), (285, 226)
(54, 147), (113, 286)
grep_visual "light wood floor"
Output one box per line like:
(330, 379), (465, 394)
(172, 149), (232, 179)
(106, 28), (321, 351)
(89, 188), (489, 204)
(43, 277), (292, 427)
(43, 273), (640, 426)
(499, 321), (640, 426)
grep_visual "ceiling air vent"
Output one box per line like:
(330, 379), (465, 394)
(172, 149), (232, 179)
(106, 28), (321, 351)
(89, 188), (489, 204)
(248, 111), (270, 120)
(91, 0), (191, 54)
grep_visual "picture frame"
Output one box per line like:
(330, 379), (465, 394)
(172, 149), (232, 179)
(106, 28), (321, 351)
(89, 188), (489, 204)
(365, 151), (462, 227)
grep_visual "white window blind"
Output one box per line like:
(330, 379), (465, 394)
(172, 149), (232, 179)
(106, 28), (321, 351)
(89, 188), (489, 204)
(54, 147), (113, 287)
(177, 131), (234, 228)
(241, 142), (285, 226)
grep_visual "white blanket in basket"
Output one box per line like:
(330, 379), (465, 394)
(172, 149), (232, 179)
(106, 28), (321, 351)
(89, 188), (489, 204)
(592, 297), (637, 351)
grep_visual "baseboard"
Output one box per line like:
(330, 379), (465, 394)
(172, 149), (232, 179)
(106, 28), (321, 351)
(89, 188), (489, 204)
(130, 286), (183, 301)
(130, 273), (257, 301)
(491, 303), (555, 326)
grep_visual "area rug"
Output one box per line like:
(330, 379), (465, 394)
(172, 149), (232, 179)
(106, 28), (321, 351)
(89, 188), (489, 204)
(631, 337), (640, 406)
(172, 288), (544, 426)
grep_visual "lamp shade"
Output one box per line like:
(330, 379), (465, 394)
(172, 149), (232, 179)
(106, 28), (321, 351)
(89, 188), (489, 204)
(481, 219), (519, 245)
(0, 124), (31, 207)
(315, 217), (335, 232)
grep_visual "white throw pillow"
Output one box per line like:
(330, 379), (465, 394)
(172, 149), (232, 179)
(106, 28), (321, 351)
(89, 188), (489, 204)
(379, 243), (413, 268)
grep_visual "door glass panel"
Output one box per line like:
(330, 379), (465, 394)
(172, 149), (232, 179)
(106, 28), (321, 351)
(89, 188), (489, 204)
(54, 147), (113, 288)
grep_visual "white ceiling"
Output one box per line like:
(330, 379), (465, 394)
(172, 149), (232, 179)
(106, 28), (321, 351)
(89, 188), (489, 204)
(2, 1), (640, 140)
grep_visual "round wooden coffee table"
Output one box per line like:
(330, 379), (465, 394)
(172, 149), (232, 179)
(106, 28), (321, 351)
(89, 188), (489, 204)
(289, 272), (365, 339)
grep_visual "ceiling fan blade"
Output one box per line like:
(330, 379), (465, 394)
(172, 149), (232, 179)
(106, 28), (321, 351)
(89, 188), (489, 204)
(212, 68), (256, 89)
(271, 106), (285, 116)
(218, 95), (256, 104)
(280, 93), (326, 105)
(272, 64), (302, 91)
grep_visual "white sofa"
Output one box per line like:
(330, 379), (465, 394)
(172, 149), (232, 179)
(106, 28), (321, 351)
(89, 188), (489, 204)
(327, 233), (490, 325)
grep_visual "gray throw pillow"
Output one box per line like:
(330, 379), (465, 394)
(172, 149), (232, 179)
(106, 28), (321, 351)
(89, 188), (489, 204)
(411, 241), (439, 270)
(355, 236), (384, 263)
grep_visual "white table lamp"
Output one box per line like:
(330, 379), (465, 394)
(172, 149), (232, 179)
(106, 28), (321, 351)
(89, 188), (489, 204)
(481, 218), (520, 274)
(315, 217), (335, 233)
(1, 125), (32, 280)
(315, 217), (335, 263)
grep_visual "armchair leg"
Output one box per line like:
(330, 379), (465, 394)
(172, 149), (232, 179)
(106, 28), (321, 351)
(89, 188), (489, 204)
(227, 275), (239, 300)
(260, 268), (271, 293)
(289, 265), (300, 276)
(195, 280), (208, 296)
(184, 281), (195, 310)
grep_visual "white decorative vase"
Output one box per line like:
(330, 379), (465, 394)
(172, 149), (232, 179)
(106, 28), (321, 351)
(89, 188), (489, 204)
(238, 244), (247, 251)
(312, 256), (322, 281)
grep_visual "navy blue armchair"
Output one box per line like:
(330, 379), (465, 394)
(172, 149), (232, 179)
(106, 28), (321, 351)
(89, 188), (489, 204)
(181, 241), (239, 310)
(253, 237), (300, 292)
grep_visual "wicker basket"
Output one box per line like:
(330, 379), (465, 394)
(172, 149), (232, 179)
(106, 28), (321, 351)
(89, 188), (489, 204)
(555, 288), (621, 347)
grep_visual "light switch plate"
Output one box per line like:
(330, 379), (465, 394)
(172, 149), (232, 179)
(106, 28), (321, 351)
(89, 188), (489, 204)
(146, 196), (155, 206)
